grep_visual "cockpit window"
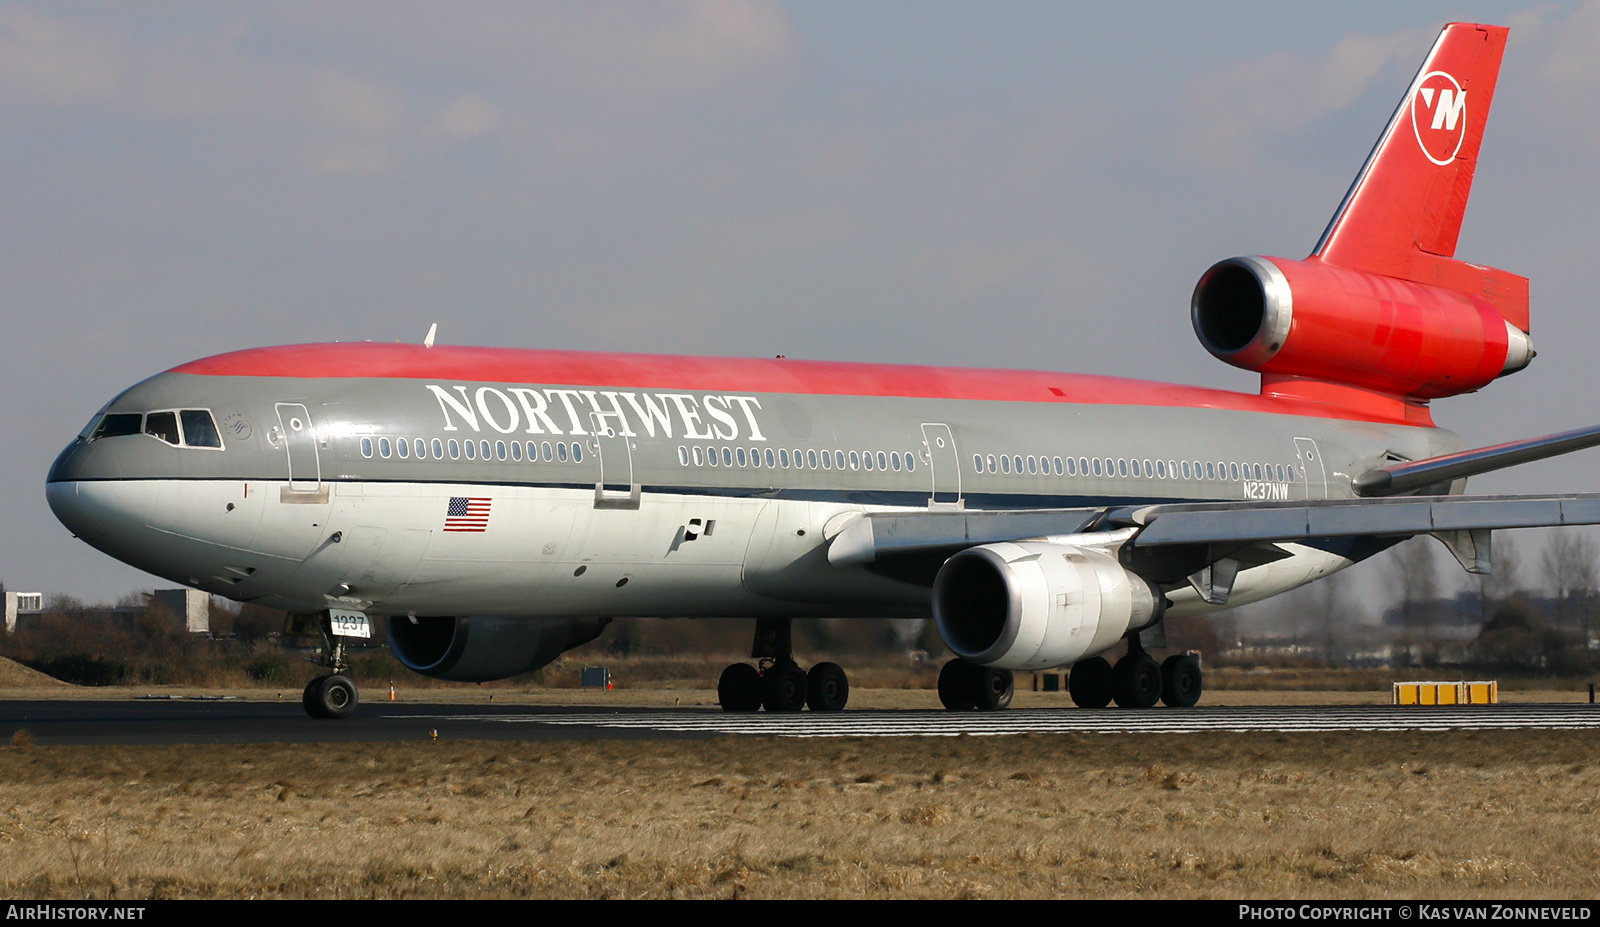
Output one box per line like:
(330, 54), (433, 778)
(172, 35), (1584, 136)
(145, 411), (181, 445)
(91, 414), (143, 441)
(180, 410), (221, 448)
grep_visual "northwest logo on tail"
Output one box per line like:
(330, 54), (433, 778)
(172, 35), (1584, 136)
(1411, 70), (1467, 166)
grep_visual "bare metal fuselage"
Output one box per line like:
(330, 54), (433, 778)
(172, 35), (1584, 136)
(46, 347), (1461, 627)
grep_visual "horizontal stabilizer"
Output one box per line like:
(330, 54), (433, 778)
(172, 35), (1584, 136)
(1115, 493), (1600, 547)
(1353, 423), (1600, 496)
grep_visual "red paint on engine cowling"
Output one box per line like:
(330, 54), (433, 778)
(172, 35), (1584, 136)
(1258, 256), (1512, 400)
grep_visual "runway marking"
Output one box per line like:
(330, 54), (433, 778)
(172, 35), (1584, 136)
(396, 704), (1600, 737)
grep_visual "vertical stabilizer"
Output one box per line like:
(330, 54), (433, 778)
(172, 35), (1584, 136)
(1312, 23), (1527, 330)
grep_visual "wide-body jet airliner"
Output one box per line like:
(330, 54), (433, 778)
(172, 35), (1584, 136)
(45, 24), (1600, 718)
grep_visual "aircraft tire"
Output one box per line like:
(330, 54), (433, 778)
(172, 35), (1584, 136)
(718, 663), (763, 712)
(302, 678), (327, 719)
(971, 667), (1014, 711)
(806, 662), (850, 712)
(305, 674), (360, 720)
(1112, 653), (1162, 709)
(1068, 657), (1114, 709)
(1160, 654), (1203, 708)
(762, 661), (809, 713)
(937, 660), (977, 710)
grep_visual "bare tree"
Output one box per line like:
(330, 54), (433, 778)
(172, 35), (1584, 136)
(1388, 537), (1439, 662)
(1541, 529), (1597, 629)
(1479, 530), (1521, 617)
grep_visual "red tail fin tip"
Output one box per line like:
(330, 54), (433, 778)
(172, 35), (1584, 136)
(1312, 23), (1527, 331)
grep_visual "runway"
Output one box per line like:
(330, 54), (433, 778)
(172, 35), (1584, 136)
(444, 702), (1600, 737)
(4, 698), (1599, 745)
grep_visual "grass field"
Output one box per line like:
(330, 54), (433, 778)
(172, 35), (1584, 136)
(3, 722), (1600, 899)
(5, 656), (1599, 899)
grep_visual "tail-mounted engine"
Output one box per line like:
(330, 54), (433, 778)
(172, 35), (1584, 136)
(388, 615), (611, 682)
(1192, 255), (1532, 400)
(932, 542), (1164, 671)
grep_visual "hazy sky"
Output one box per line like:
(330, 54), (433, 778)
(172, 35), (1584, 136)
(4, 1), (1598, 604)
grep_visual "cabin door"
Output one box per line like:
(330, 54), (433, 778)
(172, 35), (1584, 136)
(921, 423), (963, 508)
(1294, 437), (1328, 500)
(590, 412), (638, 509)
(275, 403), (322, 492)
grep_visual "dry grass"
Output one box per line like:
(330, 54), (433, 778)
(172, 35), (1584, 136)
(0, 656), (71, 688)
(2, 731), (1599, 899)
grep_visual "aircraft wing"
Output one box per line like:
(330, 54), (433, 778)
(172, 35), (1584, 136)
(830, 493), (1600, 573)
(832, 422), (1600, 571)
(1106, 493), (1600, 545)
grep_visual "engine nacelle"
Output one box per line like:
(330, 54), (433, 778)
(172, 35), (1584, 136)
(387, 615), (611, 682)
(1192, 255), (1533, 399)
(932, 542), (1164, 671)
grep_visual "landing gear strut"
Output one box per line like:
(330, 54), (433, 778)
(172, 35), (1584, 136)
(301, 611), (361, 720)
(717, 618), (850, 712)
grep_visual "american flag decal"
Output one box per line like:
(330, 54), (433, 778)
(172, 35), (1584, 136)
(444, 496), (492, 532)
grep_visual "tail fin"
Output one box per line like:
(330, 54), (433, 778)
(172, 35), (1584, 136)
(1312, 23), (1527, 330)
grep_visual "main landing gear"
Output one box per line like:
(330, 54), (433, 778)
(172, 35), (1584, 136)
(936, 659), (1015, 711)
(718, 618), (850, 712)
(1067, 638), (1203, 709)
(301, 612), (361, 720)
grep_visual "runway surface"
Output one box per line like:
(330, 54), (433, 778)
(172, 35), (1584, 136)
(4, 699), (1599, 745)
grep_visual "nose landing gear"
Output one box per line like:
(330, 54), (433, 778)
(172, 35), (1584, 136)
(304, 673), (360, 719)
(295, 609), (365, 720)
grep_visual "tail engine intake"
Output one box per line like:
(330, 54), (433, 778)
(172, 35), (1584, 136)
(1192, 255), (1532, 399)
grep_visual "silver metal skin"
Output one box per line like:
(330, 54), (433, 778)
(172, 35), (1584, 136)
(46, 362), (1458, 632)
(1191, 256), (1294, 368)
(933, 540), (1162, 671)
(1501, 320), (1535, 375)
(1352, 424), (1600, 497)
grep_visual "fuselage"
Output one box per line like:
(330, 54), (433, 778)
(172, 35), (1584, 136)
(47, 342), (1462, 620)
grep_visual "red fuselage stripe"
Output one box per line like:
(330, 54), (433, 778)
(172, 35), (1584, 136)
(172, 342), (1425, 426)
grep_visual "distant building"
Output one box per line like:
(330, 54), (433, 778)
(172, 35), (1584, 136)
(147, 589), (211, 634)
(4, 591), (43, 633)
(3, 588), (210, 634)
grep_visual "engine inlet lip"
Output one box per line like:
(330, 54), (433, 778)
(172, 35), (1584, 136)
(1191, 255), (1293, 368)
(933, 546), (1021, 664)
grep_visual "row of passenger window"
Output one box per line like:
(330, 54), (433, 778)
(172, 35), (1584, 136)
(360, 436), (586, 464)
(975, 452), (1297, 483)
(356, 432), (1294, 486)
(89, 410), (222, 449)
(677, 445), (919, 473)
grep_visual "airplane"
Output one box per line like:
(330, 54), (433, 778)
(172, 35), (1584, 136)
(44, 22), (1600, 720)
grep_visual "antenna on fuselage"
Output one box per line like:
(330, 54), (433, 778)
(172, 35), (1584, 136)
(423, 323), (437, 348)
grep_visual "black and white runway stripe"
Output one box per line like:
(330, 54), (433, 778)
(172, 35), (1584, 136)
(397, 703), (1600, 737)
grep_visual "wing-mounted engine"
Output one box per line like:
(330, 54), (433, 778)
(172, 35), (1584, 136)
(932, 541), (1164, 671)
(388, 615), (611, 682)
(1192, 255), (1531, 400)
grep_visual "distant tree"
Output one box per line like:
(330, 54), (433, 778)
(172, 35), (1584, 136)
(234, 604), (287, 642)
(1477, 531), (1522, 623)
(1472, 594), (1586, 673)
(1541, 530), (1597, 662)
(1389, 538), (1440, 664)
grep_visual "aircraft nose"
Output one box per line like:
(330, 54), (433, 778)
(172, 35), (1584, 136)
(46, 437), (150, 545)
(46, 477), (162, 566)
